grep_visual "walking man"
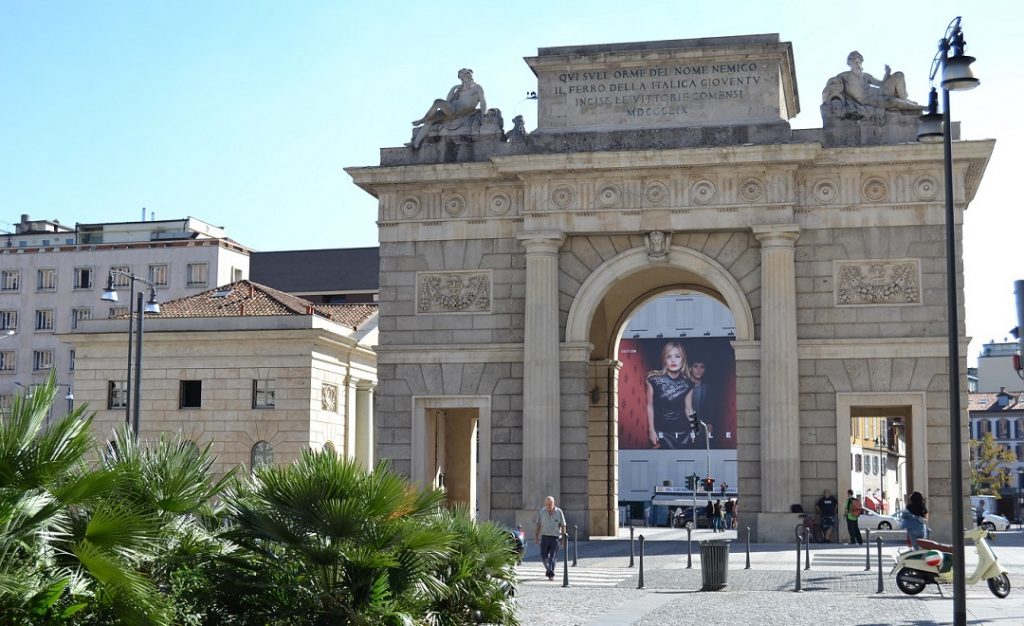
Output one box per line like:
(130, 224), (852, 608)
(534, 495), (567, 580)
(845, 489), (863, 545)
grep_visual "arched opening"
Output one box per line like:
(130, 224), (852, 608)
(568, 244), (754, 536)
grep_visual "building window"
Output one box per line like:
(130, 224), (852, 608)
(0, 310), (17, 332)
(71, 307), (91, 330)
(36, 268), (57, 291)
(110, 266), (131, 287)
(0, 270), (18, 292)
(252, 379), (275, 409)
(1016, 418), (1024, 441)
(855, 454), (862, 472)
(73, 267), (93, 289)
(997, 418), (1011, 440)
(978, 420), (991, 437)
(186, 263), (208, 287)
(0, 351), (14, 372)
(0, 394), (11, 419)
(1017, 443), (1024, 460)
(108, 380), (128, 409)
(68, 349), (75, 371)
(251, 440), (274, 470)
(232, 267), (243, 282)
(872, 456), (879, 475)
(109, 306), (130, 318)
(149, 264), (169, 287)
(32, 350), (53, 371)
(179, 380), (202, 408)
(34, 310), (54, 332)
(321, 384), (338, 412)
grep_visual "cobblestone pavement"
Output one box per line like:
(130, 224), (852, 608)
(511, 528), (1024, 625)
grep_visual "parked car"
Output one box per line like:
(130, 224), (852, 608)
(970, 507), (1011, 531)
(672, 506), (710, 529)
(857, 509), (902, 530)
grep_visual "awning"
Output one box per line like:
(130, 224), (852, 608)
(863, 495), (880, 511)
(651, 494), (702, 508)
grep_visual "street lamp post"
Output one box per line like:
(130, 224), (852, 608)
(1017, 467), (1023, 530)
(101, 270), (160, 439)
(917, 16), (979, 626)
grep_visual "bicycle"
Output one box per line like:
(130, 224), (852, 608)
(796, 513), (825, 543)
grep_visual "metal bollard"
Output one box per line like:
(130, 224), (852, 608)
(687, 527), (693, 569)
(745, 527), (751, 569)
(804, 526), (811, 570)
(562, 532), (569, 587)
(876, 537), (884, 593)
(637, 534), (645, 589)
(629, 525), (635, 568)
(794, 527), (803, 592)
(864, 529), (871, 571)
(572, 525), (578, 567)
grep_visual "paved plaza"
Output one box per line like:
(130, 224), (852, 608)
(512, 526), (1024, 625)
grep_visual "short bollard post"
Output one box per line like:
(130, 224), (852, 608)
(562, 533), (569, 588)
(804, 527), (811, 570)
(864, 529), (871, 571)
(876, 537), (884, 593)
(794, 527), (803, 592)
(686, 527), (693, 569)
(745, 527), (751, 569)
(629, 525), (635, 568)
(572, 525), (578, 567)
(637, 534), (645, 589)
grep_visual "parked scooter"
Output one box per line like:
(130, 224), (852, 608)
(891, 526), (1011, 597)
(509, 525), (527, 564)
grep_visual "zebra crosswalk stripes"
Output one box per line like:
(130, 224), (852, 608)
(810, 552), (897, 569)
(515, 564), (636, 587)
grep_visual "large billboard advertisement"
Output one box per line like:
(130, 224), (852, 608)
(617, 337), (736, 450)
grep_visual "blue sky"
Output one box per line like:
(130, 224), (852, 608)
(2, 0), (1021, 362)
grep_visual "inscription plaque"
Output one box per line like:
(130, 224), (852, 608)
(526, 35), (798, 132)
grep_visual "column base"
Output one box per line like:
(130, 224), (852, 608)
(754, 512), (803, 543)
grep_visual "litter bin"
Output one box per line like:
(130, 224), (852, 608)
(699, 539), (730, 591)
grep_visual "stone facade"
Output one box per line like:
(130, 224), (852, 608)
(348, 35), (994, 541)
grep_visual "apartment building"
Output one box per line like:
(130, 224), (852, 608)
(0, 214), (250, 415)
(64, 280), (377, 476)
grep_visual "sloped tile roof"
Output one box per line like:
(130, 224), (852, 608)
(968, 391), (1024, 412)
(152, 280), (377, 329)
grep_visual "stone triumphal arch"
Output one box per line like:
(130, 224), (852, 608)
(348, 34), (993, 541)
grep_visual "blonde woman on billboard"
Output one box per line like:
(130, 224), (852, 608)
(645, 341), (696, 449)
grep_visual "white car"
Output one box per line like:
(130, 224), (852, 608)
(856, 509), (902, 530)
(971, 507), (1011, 531)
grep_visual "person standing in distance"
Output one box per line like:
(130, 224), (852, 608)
(815, 488), (839, 543)
(845, 489), (863, 545)
(534, 496), (567, 581)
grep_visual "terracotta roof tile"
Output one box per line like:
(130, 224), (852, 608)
(151, 280), (377, 329)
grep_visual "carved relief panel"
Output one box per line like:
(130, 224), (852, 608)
(416, 270), (493, 314)
(834, 259), (921, 305)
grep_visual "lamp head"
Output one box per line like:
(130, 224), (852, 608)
(101, 273), (119, 302)
(917, 88), (944, 143)
(941, 24), (979, 91)
(144, 288), (161, 314)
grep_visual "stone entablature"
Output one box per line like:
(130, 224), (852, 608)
(352, 142), (994, 245)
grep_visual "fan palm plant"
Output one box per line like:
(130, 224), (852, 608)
(220, 451), (455, 625)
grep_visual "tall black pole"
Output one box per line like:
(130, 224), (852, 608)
(124, 274), (135, 430)
(132, 290), (144, 440)
(941, 86), (966, 626)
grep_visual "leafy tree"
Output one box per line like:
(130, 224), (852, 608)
(970, 432), (1018, 495)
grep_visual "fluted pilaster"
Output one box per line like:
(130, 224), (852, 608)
(519, 231), (565, 505)
(753, 224), (801, 512)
